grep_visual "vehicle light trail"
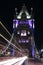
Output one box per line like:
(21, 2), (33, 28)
(0, 22), (22, 52)
(0, 22), (11, 36)
(0, 34), (22, 53)
(0, 56), (28, 65)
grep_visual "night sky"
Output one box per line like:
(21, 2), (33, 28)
(0, 0), (43, 50)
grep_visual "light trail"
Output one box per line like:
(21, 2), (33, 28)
(14, 56), (28, 65)
(0, 21), (11, 36)
(0, 34), (22, 54)
(0, 21), (22, 52)
(0, 56), (28, 65)
(2, 32), (15, 54)
(0, 22), (27, 56)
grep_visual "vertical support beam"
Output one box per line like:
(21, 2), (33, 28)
(31, 19), (35, 58)
(11, 47), (15, 56)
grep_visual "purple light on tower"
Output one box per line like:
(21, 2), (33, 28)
(13, 19), (34, 29)
(20, 21), (28, 24)
(16, 20), (18, 28)
(28, 19), (34, 29)
(28, 20), (32, 28)
(13, 19), (19, 28)
(26, 40), (29, 43)
(33, 21), (35, 29)
(12, 48), (15, 56)
(19, 39), (25, 43)
(19, 20), (34, 29)
(32, 45), (35, 57)
(13, 19), (16, 29)
(19, 39), (29, 43)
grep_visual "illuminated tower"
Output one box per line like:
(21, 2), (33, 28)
(13, 5), (35, 57)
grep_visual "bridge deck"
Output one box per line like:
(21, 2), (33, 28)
(0, 57), (43, 65)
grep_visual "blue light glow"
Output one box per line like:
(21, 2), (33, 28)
(13, 19), (34, 29)
(19, 39), (29, 43)
(16, 20), (18, 28)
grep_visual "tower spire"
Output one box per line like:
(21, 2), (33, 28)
(31, 7), (33, 18)
(22, 4), (26, 12)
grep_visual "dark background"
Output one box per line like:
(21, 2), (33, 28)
(0, 0), (43, 50)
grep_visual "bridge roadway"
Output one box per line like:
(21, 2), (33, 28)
(0, 57), (43, 65)
(0, 56), (28, 65)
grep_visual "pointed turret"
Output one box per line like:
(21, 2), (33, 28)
(14, 4), (31, 20)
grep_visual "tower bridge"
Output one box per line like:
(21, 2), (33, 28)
(0, 5), (42, 65)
